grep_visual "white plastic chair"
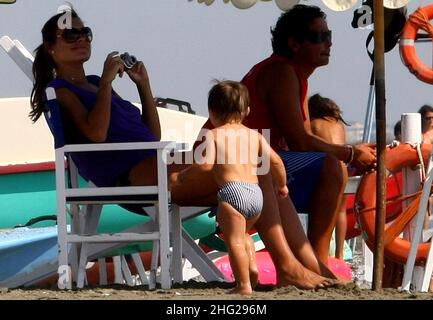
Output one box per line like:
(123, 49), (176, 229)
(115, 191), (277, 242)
(0, 35), (227, 288)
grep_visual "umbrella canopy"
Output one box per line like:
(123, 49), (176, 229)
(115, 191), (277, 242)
(192, 0), (407, 11)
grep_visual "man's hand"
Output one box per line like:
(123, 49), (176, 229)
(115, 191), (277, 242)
(352, 143), (376, 172)
(277, 185), (289, 198)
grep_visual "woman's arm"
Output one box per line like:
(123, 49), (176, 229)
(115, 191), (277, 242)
(127, 61), (161, 140)
(55, 52), (125, 142)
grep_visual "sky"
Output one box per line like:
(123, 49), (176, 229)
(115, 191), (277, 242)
(0, 0), (432, 129)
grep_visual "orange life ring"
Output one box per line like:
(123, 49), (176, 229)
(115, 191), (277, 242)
(345, 171), (403, 240)
(355, 143), (432, 265)
(400, 5), (433, 84)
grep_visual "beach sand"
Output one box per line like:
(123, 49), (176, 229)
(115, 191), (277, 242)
(1, 238), (432, 301)
(1, 281), (433, 300)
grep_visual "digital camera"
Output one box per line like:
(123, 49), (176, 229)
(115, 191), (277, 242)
(120, 52), (137, 69)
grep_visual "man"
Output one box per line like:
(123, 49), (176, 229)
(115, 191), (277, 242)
(180, 5), (375, 264)
(171, 5), (375, 288)
(240, 4), (376, 263)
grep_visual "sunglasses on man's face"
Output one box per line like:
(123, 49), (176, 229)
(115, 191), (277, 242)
(305, 30), (332, 44)
(59, 27), (93, 43)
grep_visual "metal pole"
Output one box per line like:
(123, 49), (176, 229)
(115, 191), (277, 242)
(373, 0), (386, 291)
(362, 68), (376, 143)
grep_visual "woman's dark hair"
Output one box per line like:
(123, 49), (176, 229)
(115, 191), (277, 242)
(271, 4), (326, 58)
(308, 93), (348, 125)
(208, 80), (250, 123)
(418, 104), (433, 119)
(30, 9), (79, 122)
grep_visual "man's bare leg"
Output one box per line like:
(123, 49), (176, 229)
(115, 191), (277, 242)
(277, 194), (336, 279)
(308, 155), (346, 264)
(256, 173), (335, 288)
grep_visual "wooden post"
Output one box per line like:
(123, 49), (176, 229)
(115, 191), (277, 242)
(373, 0), (386, 291)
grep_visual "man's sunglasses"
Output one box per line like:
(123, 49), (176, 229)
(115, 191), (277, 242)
(59, 27), (93, 43)
(305, 30), (332, 44)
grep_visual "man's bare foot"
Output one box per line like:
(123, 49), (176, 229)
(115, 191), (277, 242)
(277, 263), (337, 290)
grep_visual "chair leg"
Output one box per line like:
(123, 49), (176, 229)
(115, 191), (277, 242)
(157, 202), (171, 289)
(98, 258), (108, 286)
(149, 240), (159, 290)
(181, 228), (226, 282)
(113, 256), (123, 284)
(171, 205), (183, 284)
(76, 243), (88, 288)
(120, 255), (135, 286)
(131, 253), (148, 286)
(57, 200), (71, 289)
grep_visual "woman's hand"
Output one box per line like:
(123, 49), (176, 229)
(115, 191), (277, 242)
(126, 61), (150, 86)
(100, 51), (125, 86)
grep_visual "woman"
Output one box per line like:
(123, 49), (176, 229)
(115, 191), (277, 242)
(31, 9), (163, 189)
(308, 93), (349, 260)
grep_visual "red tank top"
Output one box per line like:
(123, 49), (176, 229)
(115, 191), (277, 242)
(242, 54), (308, 151)
(195, 54), (308, 152)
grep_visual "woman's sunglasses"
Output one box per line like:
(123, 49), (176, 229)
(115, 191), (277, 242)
(59, 27), (93, 43)
(304, 30), (332, 44)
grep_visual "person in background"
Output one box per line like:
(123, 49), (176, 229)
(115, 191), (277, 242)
(418, 104), (433, 144)
(393, 120), (402, 143)
(308, 93), (348, 260)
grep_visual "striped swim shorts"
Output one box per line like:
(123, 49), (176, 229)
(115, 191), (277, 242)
(217, 181), (263, 219)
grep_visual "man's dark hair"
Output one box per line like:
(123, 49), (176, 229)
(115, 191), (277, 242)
(271, 4), (326, 58)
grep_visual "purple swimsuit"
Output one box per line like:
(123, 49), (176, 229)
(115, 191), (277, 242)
(48, 75), (157, 187)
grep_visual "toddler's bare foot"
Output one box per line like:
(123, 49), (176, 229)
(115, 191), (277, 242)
(229, 285), (253, 296)
(249, 268), (259, 288)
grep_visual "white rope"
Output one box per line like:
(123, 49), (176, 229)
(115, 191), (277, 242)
(416, 143), (427, 182)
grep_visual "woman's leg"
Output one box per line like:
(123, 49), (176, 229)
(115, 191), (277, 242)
(128, 156), (218, 205)
(308, 154), (346, 264)
(256, 173), (335, 288)
(335, 195), (347, 260)
(169, 164), (218, 206)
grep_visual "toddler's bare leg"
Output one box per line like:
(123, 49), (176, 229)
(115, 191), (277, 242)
(245, 234), (258, 288)
(218, 201), (252, 296)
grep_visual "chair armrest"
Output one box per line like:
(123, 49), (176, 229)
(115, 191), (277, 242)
(61, 141), (187, 153)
